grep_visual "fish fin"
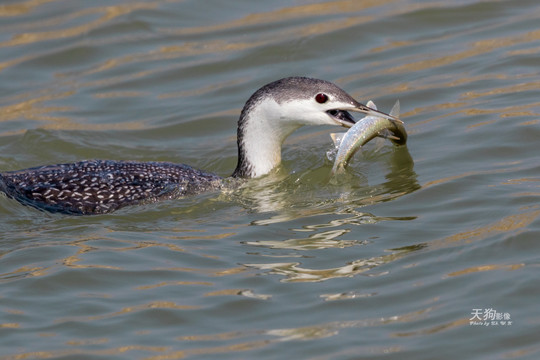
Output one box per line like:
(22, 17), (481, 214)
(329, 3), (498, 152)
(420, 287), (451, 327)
(366, 100), (377, 111)
(376, 129), (399, 141)
(330, 132), (346, 147)
(390, 100), (400, 118)
(378, 133), (401, 141)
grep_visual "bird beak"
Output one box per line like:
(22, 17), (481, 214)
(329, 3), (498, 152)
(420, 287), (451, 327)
(349, 100), (403, 126)
(327, 109), (356, 128)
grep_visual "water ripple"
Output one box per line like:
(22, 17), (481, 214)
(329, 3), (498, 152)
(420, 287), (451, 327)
(1, 0), (540, 359)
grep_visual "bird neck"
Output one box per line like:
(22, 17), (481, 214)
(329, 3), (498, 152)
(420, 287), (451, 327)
(231, 98), (301, 178)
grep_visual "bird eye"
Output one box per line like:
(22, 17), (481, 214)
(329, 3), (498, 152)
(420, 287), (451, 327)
(315, 93), (328, 104)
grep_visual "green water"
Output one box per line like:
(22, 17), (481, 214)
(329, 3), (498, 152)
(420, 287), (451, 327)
(1, 0), (539, 359)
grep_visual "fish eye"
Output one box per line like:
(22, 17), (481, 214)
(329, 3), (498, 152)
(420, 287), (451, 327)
(315, 93), (329, 104)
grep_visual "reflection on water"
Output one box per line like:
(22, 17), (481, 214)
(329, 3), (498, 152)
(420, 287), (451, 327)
(246, 228), (360, 250)
(245, 209), (416, 251)
(143, 306), (432, 360)
(320, 291), (376, 301)
(233, 143), (419, 220)
(429, 209), (540, 251)
(2, 0), (540, 359)
(245, 244), (425, 283)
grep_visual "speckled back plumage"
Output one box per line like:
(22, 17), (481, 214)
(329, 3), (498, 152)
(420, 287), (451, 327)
(0, 160), (222, 215)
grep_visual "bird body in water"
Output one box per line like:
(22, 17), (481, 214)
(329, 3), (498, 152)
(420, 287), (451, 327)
(0, 77), (400, 215)
(0, 160), (222, 215)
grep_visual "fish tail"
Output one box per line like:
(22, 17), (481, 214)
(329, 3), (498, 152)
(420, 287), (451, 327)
(330, 163), (346, 177)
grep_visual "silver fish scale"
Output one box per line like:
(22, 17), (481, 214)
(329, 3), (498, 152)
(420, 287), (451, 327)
(0, 160), (222, 215)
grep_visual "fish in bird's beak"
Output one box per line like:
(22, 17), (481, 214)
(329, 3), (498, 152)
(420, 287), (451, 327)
(327, 100), (403, 129)
(351, 100), (403, 127)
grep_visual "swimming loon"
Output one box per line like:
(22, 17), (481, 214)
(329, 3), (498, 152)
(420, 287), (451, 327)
(0, 77), (399, 215)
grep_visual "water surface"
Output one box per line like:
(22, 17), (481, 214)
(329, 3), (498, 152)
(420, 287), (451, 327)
(1, 0), (540, 359)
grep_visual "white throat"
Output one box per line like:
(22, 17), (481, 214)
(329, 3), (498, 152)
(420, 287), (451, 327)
(231, 77), (364, 179)
(239, 98), (302, 178)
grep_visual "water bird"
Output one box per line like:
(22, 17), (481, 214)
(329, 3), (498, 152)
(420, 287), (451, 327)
(0, 77), (399, 215)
